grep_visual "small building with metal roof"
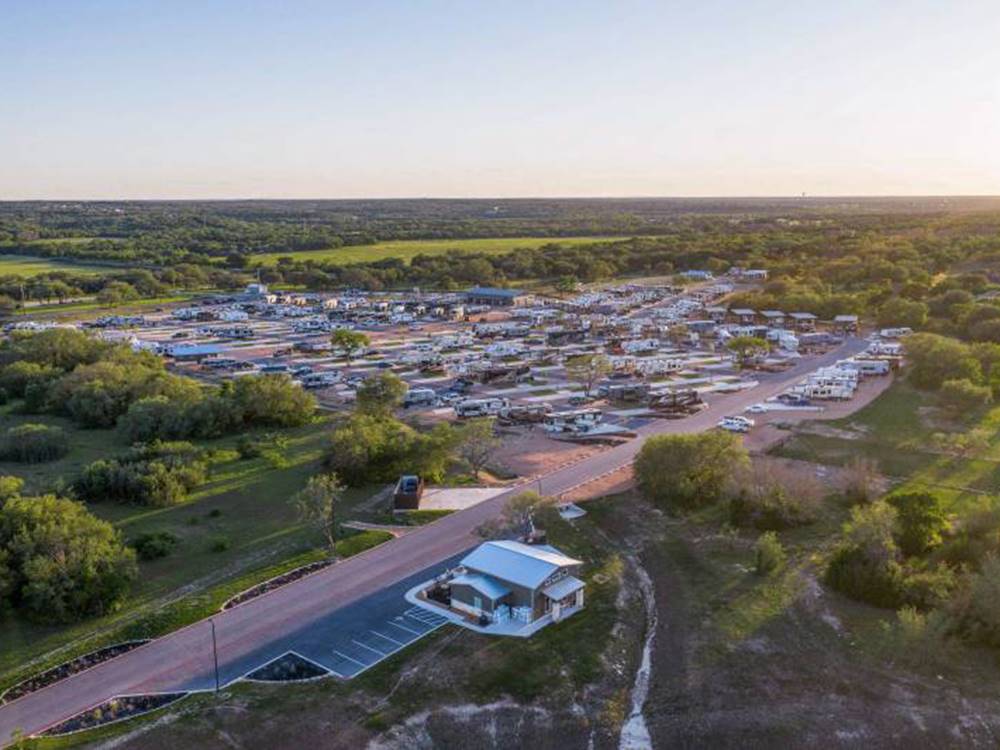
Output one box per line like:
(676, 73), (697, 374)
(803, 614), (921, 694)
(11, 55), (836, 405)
(448, 540), (585, 625)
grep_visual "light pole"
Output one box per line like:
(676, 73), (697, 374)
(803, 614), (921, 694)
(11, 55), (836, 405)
(210, 618), (220, 693)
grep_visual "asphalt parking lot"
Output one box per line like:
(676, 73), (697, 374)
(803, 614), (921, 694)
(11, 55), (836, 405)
(206, 554), (466, 690)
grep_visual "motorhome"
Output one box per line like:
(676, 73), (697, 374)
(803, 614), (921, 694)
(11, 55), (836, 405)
(840, 358), (891, 376)
(403, 388), (439, 408)
(299, 372), (341, 389)
(621, 338), (660, 354)
(454, 397), (511, 418)
(543, 409), (603, 434)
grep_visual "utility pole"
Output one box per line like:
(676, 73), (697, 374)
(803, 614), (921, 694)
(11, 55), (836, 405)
(210, 618), (220, 692)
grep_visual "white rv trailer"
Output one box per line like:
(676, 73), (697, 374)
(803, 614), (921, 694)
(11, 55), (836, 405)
(454, 397), (511, 418)
(543, 409), (603, 434)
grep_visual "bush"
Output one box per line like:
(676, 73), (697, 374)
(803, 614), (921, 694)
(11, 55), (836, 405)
(938, 378), (992, 416)
(887, 491), (948, 557)
(0, 495), (137, 622)
(826, 545), (906, 608)
(209, 536), (230, 553)
(324, 414), (457, 486)
(729, 460), (821, 530)
(131, 531), (180, 561)
(754, 532), (785, 576)
(903, 333), (982, 390)
(0, 423), (69, 463)
(76, 441), (207, 507)
(236, 435), (265, 459)
(634, 431), (748, 510)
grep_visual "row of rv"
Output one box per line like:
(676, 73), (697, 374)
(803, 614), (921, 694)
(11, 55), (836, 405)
(784, 357), (893, 401)
(404, 392), (604, 435)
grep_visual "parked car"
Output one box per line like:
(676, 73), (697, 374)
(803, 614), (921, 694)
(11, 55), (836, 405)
(745, 403), (768, 414)
(568, 394), (596, 406)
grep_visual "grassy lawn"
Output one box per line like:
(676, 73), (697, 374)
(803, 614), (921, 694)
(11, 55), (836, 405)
(251, 235), (625, 266)
(773, 378), (1000, 514)
(772, 382), (940, 477)
(0, 253), (111, 277)
(0, 412), (389, 691)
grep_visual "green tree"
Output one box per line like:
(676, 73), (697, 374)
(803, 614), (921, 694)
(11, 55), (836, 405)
(938, 378), (992, 416)
(292, 473), (345, 556)
(0, 495), (137, 622)
(355, 372), (407, 417)
(877, 298), (928, 329)
(754, 531), (785, 576)
(725, 335), (770, 369)
(456, 417), (500, 479)
(97, 281), (140, 307)
(330, 329), (370, 361)
(887, 492), (948, 557)
(634, 431), (748, 510)
(564, 353), (612, 396)
(502, 491), (555, 537)
(903, 333), (982, 390)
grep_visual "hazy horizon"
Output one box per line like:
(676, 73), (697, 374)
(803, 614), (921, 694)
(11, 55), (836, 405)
(4, 0), (999, 200)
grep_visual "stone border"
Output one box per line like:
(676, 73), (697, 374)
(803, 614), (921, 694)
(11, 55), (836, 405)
(221, 559), (333, 611)
(38, 692), (188, 738)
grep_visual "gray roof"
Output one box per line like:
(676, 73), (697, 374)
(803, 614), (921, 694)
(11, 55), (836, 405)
(761, 310), (785, 318)
(789, 312), (817, 320)
(541, 575), (585, 601)
(731, 308), (757, 316)
(450, 573), (511, 600)
(834, 315), (859, 323)
(461, 540), (582, 589)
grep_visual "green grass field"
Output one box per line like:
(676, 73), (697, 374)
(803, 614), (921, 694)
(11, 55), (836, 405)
(773, 380), (1000, 513)
(0, 411), (386, 690)
(0, 253), (111, 277)
(252, 235), (626, 266)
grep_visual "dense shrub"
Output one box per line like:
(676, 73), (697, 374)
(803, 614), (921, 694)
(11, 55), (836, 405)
(0, 423), (69, 463)
(76, 441), (207, 507)
(118, 375), (315, 442)
(904, 333), (982, 390)
(887, 492), (948, 557)
(729, 461), (821, 530)
(754, 532), (785, 576)
(0, 361), (62, 398)
(325, 414), (457, 486)
(938, 378), (992, 416)
(0, 495), (137, 622)
(131, 531), (180, 561)
(635, 431), (748, 510)
(826, 545), (906, 608)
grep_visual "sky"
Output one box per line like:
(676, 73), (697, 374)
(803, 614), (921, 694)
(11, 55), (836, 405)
(2, 0), (999, 199)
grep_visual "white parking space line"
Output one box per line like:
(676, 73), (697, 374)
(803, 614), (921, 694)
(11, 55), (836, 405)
(390, 619), (421, 636)
(371, 630), (405, 647)
(332, 649), (367, 668)
(352, 639), (389, 657)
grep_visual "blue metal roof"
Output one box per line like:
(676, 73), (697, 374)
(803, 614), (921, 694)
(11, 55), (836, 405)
(450, 573), (511, 600)
(460, 540), (581, 589)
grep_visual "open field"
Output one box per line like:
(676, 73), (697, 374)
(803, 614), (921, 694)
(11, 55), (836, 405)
(773, 380), (1000, 511)
(0, 254), (110, 277)
(252, 235), (625, 266)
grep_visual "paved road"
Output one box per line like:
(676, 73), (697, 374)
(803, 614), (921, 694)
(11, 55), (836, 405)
(0, 338), (867, 743)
